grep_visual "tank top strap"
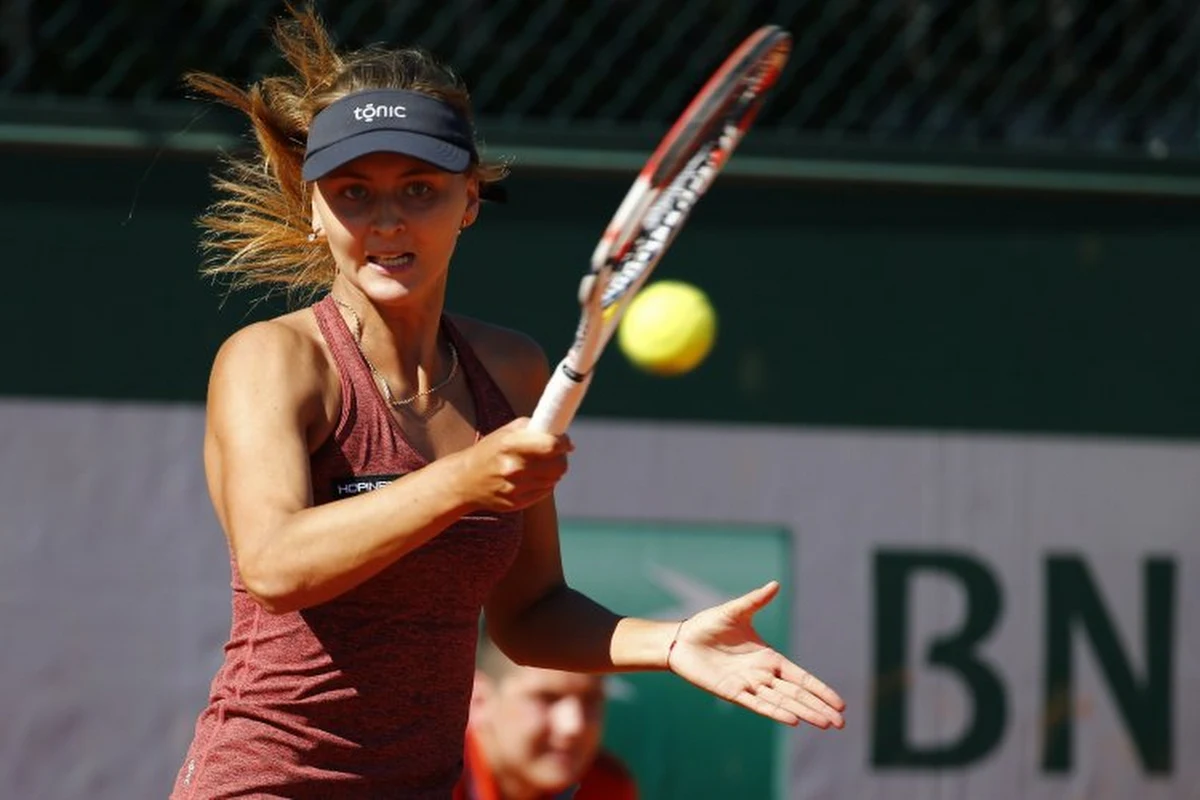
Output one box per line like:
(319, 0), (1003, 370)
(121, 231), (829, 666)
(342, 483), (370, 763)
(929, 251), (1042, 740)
(312, 294), (382, 408)
(441, 317), (517, 435)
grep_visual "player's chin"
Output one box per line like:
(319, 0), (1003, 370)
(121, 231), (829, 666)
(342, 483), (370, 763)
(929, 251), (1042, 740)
(357, 269), (424, 304)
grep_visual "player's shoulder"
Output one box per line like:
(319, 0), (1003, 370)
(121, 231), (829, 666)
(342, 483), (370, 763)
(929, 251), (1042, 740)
(447, 313), (549, 415)
(210, 308), (328, 393)
(447, 313), (546, 367)
(213, 309), (321, 371)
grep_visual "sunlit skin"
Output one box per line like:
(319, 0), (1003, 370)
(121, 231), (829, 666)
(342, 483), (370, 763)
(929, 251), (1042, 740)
(471, 666), (607, 800)
(310, 151), (480, 399)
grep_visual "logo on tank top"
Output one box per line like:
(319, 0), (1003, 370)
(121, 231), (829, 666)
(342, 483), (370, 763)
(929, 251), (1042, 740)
(332, 474), (404, 497)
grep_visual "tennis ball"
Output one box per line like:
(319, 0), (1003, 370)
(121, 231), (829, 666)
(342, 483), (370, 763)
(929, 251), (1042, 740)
(618, 280), (717, 376)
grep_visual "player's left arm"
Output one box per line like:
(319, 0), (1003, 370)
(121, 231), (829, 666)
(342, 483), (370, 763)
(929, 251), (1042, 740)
(460, 317), (846, 728)
(457, 316), (677, 673)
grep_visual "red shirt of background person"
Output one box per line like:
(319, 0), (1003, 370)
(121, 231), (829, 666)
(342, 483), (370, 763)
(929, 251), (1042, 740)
(456, 631), (637, 800)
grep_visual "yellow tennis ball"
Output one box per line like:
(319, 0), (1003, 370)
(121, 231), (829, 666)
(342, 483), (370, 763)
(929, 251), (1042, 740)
(618, 280), (717, 376)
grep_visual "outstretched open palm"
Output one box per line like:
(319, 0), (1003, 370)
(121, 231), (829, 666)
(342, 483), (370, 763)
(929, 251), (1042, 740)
(667, 580), (846, 729)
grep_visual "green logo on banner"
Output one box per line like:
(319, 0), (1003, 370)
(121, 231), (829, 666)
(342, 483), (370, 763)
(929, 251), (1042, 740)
(560, 519), (793, 800)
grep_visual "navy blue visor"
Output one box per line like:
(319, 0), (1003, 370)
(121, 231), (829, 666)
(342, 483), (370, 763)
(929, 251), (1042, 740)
(303, 89), (477, 181)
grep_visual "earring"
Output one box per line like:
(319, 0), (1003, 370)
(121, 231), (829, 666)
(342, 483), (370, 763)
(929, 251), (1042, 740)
(308, 231), (322, 242)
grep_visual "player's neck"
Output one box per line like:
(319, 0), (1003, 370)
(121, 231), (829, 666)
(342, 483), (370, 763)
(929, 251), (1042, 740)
(330, 280), (449, 386)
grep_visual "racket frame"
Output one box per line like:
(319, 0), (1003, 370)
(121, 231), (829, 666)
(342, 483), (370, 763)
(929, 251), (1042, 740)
(529, 26), (793, 433)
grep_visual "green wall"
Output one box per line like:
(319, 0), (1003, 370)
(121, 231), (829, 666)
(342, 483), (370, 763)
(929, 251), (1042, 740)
(559, 520), (793, 800)
(6, 145), (1200, 438)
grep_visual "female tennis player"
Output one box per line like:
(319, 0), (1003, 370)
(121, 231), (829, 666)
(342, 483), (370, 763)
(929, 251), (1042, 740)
(170, 7), (844, 798)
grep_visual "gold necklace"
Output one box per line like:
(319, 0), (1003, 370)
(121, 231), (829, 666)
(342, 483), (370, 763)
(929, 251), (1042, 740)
(330, 296), (459, 409)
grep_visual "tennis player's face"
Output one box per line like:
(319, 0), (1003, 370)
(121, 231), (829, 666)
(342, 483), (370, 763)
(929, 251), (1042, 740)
(312, 152), (478, 306)
(480, 667), (606, 794)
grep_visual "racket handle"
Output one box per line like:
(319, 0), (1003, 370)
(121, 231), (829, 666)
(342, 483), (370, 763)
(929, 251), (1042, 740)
(529, 360), (593, 434)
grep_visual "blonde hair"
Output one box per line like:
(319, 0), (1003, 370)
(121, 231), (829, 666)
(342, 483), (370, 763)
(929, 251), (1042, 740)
(186, 4), (507, 300)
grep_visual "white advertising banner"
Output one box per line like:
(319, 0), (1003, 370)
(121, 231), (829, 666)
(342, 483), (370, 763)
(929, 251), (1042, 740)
(1, 400), (1195, 798)
(558, 420), (1198, 800)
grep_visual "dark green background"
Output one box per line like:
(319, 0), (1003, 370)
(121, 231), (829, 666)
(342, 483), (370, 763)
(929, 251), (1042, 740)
(559, 520), (792, 800)
(6, 144), (1200, 438)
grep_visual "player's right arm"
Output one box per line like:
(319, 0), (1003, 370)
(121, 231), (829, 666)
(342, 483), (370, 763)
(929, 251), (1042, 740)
(204, 321), (567, 614)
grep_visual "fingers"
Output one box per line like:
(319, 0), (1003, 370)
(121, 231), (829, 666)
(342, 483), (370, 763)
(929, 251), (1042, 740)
(735, 672), (846, 730)
(767, 675), (846, 728)
(502, 445), (570, 481)
(734, 687), (804, 726)
(777, 660), (846, 713)
(502, 418), (574, 457)
(724, 580), (780, 619)
(736, 686), (828, 729)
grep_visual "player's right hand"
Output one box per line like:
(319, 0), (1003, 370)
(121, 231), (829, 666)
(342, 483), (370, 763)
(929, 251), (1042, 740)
(452, 417), (573, 512)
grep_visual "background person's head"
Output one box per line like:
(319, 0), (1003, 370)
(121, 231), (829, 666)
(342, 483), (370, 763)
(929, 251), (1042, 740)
(470, 631), (607, 800)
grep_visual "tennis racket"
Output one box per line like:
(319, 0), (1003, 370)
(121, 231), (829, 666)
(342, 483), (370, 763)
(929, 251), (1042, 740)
(529, 25), (792, 434)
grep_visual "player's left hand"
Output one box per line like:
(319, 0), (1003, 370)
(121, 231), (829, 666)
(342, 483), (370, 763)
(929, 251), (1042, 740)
(666, 580), (846, 729)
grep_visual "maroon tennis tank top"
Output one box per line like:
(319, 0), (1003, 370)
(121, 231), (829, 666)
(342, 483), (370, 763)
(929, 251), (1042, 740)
(172, 296), (523, 799)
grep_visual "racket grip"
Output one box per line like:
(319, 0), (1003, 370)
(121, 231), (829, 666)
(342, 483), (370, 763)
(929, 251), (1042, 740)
(529, 361), (593, 435)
